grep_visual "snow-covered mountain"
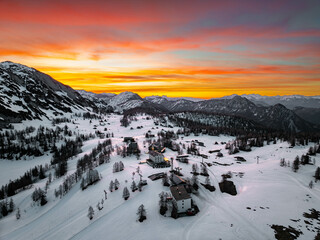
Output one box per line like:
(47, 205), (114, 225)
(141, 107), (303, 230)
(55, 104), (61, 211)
(0, 61), (94, 126)
(145, 95), (316, 132)
(221, 94), (320, 109)
(0, 61), (317, 132)
(145, 95), (203, 103)
(217, 94), (320, 125)
(79, 91), (317, 132)
(78, 90), (167, 113)
(107, 91), (143, 110)
(77, 90), (116, 100)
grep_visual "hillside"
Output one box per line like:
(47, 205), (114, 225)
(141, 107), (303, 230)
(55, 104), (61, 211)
(0, 61), (94, 126)
(0, 114), (319, 240)
(146, 95), (316, 133)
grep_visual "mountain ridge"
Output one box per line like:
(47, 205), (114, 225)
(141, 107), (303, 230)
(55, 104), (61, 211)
(0, 61), (318, 133)
(0, 61), (94, 126)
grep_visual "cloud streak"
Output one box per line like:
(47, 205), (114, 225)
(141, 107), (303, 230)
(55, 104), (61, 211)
(0, 0), (319, 97)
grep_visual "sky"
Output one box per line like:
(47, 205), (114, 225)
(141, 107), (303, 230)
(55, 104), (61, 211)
(0, 0), (319, 98)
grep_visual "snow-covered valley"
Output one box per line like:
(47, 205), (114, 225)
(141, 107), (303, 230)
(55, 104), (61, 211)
(0, 114), (319, 240)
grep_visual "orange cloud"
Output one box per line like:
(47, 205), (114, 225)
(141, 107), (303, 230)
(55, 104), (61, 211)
(1, 0), (319, 98)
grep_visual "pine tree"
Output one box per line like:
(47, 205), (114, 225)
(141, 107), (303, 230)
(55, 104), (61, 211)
(137, 204), (146, 222)
(80, 178), (85, 190)
(192, 163), (198, 174)
(308, 146), (315, 156)
(191, 174), (199, 192)
(9, 198), (14, 212)
(138, 180), (143, 192)
(1, 202), (8, 216)
(113, 162), (119, 173)
(32, 188), (40, 202)
(45, 180), (49, 193)
(122, 187), (130, 200)
(119, 161), (124, 171)
(114, 179), (120, 190)
(292, 156), (299, 172)
(159, 192), (168, 215)
(315, 167), (320, 181)
(96, 202), (103, 211)
(309, 180), (313, 189)
(39, 165), (46, 179)
(131, 181), (137, 192)
(201, 164), (208, 176)
(109, 180), (114, 192)
(48, 172), (52, 183)
(87, 206), (94, 220)
(40, 191), (47, 206)
(301, 154), (310, 165)
(162, 173), (170, 186)
(16, 208), (20, 220)
(191, 174), (198, 185)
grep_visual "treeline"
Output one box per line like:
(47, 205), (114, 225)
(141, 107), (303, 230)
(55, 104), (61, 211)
(0, 125), (75, 160)
(74, 112), (102, 120)
(54, 169), (81, 198)
(52, 117), (71, 125)
(156, 130), (182, 152)
(0, 164), (49, 200)
(225, 138), (266, 154)
(114, 143), (141, 158)
(0, 198), (14, 218)
(290, 143), (320, 173)
(0, 135), (94, 200)
(80, 169), (100, 190)
(169, 112), (276, 137)
(51, 138), (83, 164)
(51, 137), (83, 177)
(123, 106), (167, 116)
(77, 139), (112, 172)
(56, 139), (113, 198)
(168, 112), (320, 145)
(279, 143), (320, 187)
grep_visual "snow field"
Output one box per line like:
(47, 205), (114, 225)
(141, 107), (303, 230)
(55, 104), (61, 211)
(0, 114), (319, 240)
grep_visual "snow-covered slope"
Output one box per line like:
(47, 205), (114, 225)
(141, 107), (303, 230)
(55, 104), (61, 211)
(0, 61), (93, 126)
(79, 90), (167, 113)
(107, 91), (143, 110)
(0, 114), (319, 240)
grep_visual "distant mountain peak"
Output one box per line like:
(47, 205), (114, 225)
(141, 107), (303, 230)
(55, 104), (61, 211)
(145, 95), (203, 102)
(272, 103), (287, 109)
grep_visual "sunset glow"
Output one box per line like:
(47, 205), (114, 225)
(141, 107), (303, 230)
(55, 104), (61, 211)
(1, 0), (319, 98)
